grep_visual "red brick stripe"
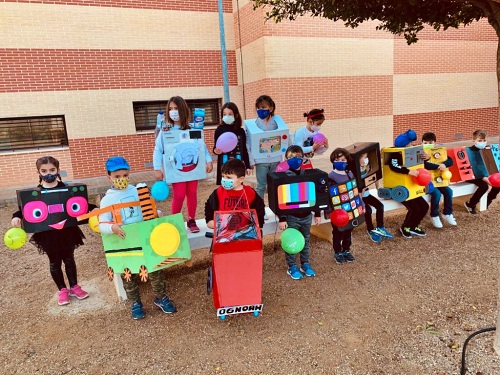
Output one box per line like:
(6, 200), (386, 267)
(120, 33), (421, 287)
(0, 49), (237, 92)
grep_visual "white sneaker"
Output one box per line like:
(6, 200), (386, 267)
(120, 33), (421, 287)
(442, 214), (457, 226)
(430, 216), (443, 228)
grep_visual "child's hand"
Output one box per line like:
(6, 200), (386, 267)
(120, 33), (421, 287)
(206, 162), (214, 173)
(207, 220), (214, 229)
(112, 224), (125, 239)
(154, 170), (164, 181)
(408, 170), (419, 177)
(421, 153), (430, 161)
(278, 222), (288, 231)
(438, 164), (446, 171)
(214, 148), (223, 155)
(313, 217), (321, 226)
(312, 142), (322, 151)
(246, 169), (252, 176)
(11, 217), (22, 228)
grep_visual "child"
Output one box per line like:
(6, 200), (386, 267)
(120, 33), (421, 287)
(421, 132), (457, 227)
(389, 132), (429, 238)
(328, 148), (358, 264)
(277, 146), (322, 279)
(153, 96), (213, 233)
(359, 153), (393, 243)
(99, 156), (176, 320)
(293, 109), (329, 158)
(213, 102), (252, 185)
(11, 156), (93, 306)
(464, 129), (500, 214)
(204, 158), (265, 230)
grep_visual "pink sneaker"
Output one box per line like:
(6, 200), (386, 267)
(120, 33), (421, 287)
(58, 288), (70, 306)
(69, 284), (89, 300)
(187, 219), (200, 233)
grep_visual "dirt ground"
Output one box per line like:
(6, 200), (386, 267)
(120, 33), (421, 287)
(1, 180), (500, 375)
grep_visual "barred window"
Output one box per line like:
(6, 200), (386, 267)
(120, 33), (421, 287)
(0, 116), (69, 152)
(133, 98), (221, 131)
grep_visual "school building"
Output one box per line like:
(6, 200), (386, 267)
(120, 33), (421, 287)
(0, 0), (498, 188)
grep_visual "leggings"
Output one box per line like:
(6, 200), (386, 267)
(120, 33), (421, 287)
(46, 250), (78, 290)
(171, 180), (198, 219)
(362, 194), (385, 231)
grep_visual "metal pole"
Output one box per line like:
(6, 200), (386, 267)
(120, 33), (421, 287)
(218, 0), (230, 103)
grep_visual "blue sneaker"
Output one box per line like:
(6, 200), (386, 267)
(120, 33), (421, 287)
(300, 263), (316, 277)
(342, 251), (356, 262)
(376, 227), (393, 239)
(368, 230), (382, 243)
(287, 265), (303, 280)
(131, 301), (145, 320)
(334, 252), (347, 265)
(154, 296), (177, 314)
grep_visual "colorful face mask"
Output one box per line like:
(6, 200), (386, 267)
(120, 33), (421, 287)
(257, 109), (270, 120)
(221, 178), (236, 190)
(169, 110), (180, 122)
(475, 141), (487, 149)
(333, 161), (347, 171)
(287, 157), (303, 170)
(222, 115), (235, 125)
(112, 176), (130, 190)
(40, 173), (58, 183)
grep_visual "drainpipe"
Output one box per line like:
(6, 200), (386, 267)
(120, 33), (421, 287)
(218, 0), (230, 103)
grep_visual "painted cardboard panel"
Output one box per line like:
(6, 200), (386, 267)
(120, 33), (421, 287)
(244, 115), (289, 163)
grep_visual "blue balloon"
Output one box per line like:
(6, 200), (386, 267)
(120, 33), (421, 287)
(151, 181), (169, 201)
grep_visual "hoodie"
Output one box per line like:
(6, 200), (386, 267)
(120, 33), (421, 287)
(98, 184), (143, 234)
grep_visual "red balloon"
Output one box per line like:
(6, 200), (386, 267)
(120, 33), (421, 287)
(330, 210), (349, 227)
(414, 168), (431, 186)
(489, 173), (500, 187)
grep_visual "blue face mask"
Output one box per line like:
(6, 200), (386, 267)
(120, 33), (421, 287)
(257, 109), (270, 120)
(40, 173), (58, 183)
(221, 178), (235, 190)
(333, 161), (347, 171)
(287, 157), (303, 170)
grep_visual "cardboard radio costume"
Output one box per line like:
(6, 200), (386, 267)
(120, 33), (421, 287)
(208, 209), (263, 319)
(446, 147), (475, 182)
(161, 129), (206, 184)
(344, 142), (382, 191)
(244, 115), (289, 163)
(423, 146), (451, 188)
(78, 185), (190, 282)
(17, 184), (89, 233)
(267, 169), (330, 217)
(329, 177), (365, 231)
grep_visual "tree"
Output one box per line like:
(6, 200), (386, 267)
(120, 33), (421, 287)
(252, 0), (500, 355)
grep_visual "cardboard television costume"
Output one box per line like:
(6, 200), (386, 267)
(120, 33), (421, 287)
(244, 115), (289, 163)
(344, 142), (382, 191)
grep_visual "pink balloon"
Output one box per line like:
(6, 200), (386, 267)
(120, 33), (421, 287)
(276, 160), (289, 172)
(216, 132), (238, 153)
(312, 133), (326, 144)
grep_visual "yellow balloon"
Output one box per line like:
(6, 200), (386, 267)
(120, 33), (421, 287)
(88, 216), (100, 233)
(150, 223), (180, 257)
(4, 227), (27, 250)
(442, 170), (452, 180)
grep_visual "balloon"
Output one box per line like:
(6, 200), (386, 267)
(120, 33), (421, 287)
(275, 160), (289, 172)
(151, 181), (170, 201)
(4, 228), (27, 250)
(280, 228), (305, 255)
(312, 133), (326, 144)
(216, 132), (238, 153)
(414, 168), (431, 186)
(88, 216), (100, 233)
(150, 223), (180, 257)
(442, 170), (452, 180)
(489, 173), (500, 187)
(330, 210), (349, 227)
(394, 129), (417, 147)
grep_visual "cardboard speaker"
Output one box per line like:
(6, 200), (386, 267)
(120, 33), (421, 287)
(447, 147), (475, 182)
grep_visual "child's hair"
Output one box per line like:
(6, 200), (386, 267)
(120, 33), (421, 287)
(255, 95), (276, 116)
(220, 102), (242, 129)
(421, 132), (437, 142)
(473, 129), (487, 139)
(285, 145), (304, 159)
(304, 109), (325, 122)
(167, 96), (191, 130)
(221, 158), (246, 178)
(36, 156), (61, 183)
(330, 147), (353, 166)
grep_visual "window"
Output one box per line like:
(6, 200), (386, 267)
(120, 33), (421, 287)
(133, 98), (221, 131)
(0, 115), (68, 152)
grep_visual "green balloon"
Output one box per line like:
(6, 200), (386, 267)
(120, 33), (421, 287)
(4, 227), (27, 250)
(280, 228), (305, 255)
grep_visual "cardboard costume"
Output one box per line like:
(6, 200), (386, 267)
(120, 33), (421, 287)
(423, 146), (451, 188)
(344, 142), (382, 191)
(244, 115), (289, 164)
(328, 177), (365, 231)
(446, 147), (476, 182)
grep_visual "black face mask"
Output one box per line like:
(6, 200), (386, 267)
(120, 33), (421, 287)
(40, 173), (58, 183)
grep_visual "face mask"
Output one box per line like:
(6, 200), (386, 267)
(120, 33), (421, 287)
(333, 161), (347, 171)
(221, 178), (236, 190)
(169, 110), (180, 122)
(475, 141), (487, 149)
(422, 143), (434, 149)
(287, 157), (303, 170)
(40, 173), (58, 183)
(363, 157), (369, 166)
(257, 109), (270, 120)
(112, 176), (130, 190)
(222, 115), (235, 125)
(311, 125), (321, 132)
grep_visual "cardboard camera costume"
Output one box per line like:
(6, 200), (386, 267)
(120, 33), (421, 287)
(244, 115), (289, 164)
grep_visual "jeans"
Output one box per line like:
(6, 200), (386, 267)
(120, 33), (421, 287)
(284, 214), (312, 267)
(430, 186), (453, 217)
(255, 162), (279, 199)
(401, 197), (428, 229)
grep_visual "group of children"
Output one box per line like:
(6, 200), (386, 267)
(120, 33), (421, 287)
(10, 93), (500, 319)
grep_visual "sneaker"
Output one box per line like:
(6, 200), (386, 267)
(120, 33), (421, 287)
(131, 301), (145, 320)
(399, 227), (412, 239)
(187, 219), (200, 233)
(343, 251), (355, 262)
(300, 263), (316, 277)
(58, 288), (70, 306)
(375, 227), (393, 239)
(430, 216), (443, 228)
(69, 284), (89, 300)
(154, 296), (177, 314)
(464, 201), (477, 214)
(409, 227), (427, 237)
(442, 214), (457, 226)
(334, 252), (347, 265)
(287, 265), (303, 280)
(368, 230), (382, 243)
